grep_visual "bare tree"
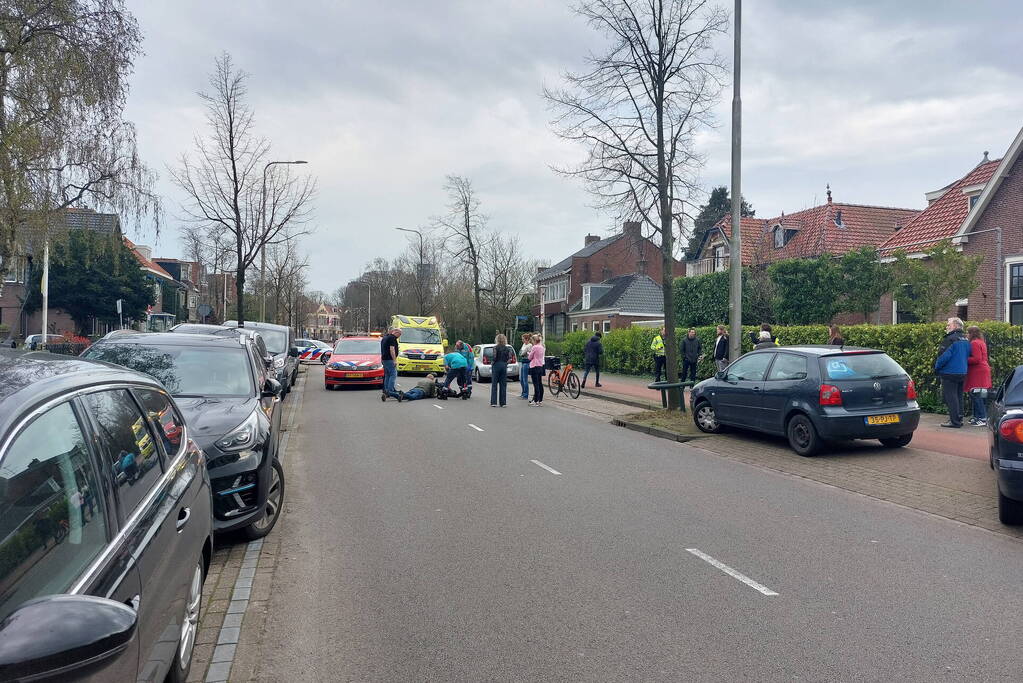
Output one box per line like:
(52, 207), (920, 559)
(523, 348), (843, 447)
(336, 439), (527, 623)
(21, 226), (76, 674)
(395, 237), (440, 316)
(170, 53), (315, 327)
(481, 236), (535, 336)
(0, 0), (160, 279)
(545, 0), (727, 402)
(435, 175), (490, 342)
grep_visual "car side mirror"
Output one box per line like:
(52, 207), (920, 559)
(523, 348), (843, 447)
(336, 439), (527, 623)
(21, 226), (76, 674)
(0, 595), (137, 681)
(262, 378), (282, 398)
(288, 346), (300, 358)
(322, 351), (332, 359)
(715, 371), (726, 380)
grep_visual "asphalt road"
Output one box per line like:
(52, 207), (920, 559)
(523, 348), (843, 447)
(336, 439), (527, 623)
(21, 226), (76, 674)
(257, 367), (1023, 682)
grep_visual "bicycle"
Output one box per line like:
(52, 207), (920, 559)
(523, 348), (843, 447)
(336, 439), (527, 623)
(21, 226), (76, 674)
(547, 362), (581, 399)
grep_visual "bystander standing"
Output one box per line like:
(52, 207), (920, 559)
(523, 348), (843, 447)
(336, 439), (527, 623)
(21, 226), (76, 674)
(681, 328), (702, 383)
(935, 317), (971, 428)
(713, 325), (729, 372)
(965, 325), (992, 426)
(582, 332), (603, 388)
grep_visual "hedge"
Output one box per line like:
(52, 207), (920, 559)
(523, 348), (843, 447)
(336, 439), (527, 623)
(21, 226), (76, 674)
(549, 322), (1022, 413)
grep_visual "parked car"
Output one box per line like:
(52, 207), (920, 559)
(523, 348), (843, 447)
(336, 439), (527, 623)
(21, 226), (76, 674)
(22, 333), (63, 350)
(0, 349), (213, 682)
(690, 346), (920, 457)
(222, 320), (298, 396)
(82, 332), (285, 540)
(324, 335), (385, 389)
(295, 338), (332, 364)
(171, 324), (275, 372)
(472, 343), (520, 383)
(986, 367), (1023, 524)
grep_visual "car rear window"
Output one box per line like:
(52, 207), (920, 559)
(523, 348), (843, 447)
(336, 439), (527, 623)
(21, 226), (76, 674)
(820, 353), (907, 381)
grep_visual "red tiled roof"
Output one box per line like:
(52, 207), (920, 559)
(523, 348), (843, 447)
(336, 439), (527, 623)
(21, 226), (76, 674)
(879, 159), (1000, 253)
(123, 236), (175, 280)
(715, 216), (769, 263)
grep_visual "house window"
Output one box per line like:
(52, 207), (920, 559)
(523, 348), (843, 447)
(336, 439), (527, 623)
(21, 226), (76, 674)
(712, 245), (726, 271)
(894, 285), (919, 324)
(582, 286), (591, 310)
(592, 321), (599, 332)
(602, 320), (611, 333)
(1008, 262), (1023, 325)
(773, 226), (785, 248)
(572, 323), (579, 332)
(969, 195), (980, 210)
(544, 279), (568, 302)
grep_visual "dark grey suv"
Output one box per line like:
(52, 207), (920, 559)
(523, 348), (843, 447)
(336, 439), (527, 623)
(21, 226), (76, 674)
(222, 321), (298, 396)
(690, 346), (920, 456)
(0, 351), (213, 682)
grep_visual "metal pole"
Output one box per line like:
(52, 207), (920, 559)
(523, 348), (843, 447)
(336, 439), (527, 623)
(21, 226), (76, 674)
(396, 227), (427, 315)
(41, 236), (49, 347)
(728, 0), (743, 362)
(540, 285), (546, 341)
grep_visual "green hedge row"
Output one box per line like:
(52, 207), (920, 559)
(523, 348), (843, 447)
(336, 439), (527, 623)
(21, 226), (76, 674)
(548, 322), (1022, 413)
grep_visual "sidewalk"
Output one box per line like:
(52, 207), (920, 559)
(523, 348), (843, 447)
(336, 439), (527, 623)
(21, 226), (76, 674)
(580, 372), (989, 461)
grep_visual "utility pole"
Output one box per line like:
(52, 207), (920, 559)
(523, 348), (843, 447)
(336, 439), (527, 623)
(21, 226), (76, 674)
(396, 227), (428, 315)
(260, 160), (308, 322)
(728, 0), (743, 362)
(41, 236), (49, 347)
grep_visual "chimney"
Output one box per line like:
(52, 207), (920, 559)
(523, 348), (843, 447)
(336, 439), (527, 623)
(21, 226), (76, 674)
(584, 234), (600, 247)
(536, 265), (547, 274)
(623, 221), (642, 239)
(826, 184), (832, 204)
(983, 150), (990, 163)
(135, 244), (152, 260)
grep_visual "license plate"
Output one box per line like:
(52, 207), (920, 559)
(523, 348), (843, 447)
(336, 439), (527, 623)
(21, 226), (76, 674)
(865, 414), (899, 425)
(416, 365), (432, 371)
(347, 373), (363, 378)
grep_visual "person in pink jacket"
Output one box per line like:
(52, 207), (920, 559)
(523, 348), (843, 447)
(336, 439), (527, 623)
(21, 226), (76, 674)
(965, 325), (992, 426)
(527, 334), (546, 406)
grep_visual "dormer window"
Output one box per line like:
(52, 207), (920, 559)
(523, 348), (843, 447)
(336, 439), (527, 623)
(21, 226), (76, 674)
(773, 225), (786, 248)
(969, 194), (980, 210)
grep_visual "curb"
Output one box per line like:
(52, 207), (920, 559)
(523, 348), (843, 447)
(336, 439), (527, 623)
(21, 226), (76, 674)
(579, 388), (660, 411)
(611, 417), (708, 443)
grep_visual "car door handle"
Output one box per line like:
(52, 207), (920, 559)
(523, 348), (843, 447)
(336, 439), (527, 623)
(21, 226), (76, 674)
(753, 386), (761, 391)
(176, 507), (191, 532)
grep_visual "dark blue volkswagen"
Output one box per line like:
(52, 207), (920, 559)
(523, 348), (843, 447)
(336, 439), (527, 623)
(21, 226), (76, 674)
(690, 346), (920, 456)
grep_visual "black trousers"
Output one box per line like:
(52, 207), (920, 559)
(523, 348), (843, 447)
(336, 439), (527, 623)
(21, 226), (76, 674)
(681, 359), (698, 382)
(583, 362), (600, 385)
(530, 366), (545, 403)
(490, 362), (508, 406)
(941, 374), (965, 426)
(444, 367), (466, 389)
(653, 355), (666, 382)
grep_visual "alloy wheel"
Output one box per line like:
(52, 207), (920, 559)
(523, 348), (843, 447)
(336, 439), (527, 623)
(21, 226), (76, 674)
(251, 464), (282, 532)
(696, 405), (718, 432)
(178, 562), (203, 671)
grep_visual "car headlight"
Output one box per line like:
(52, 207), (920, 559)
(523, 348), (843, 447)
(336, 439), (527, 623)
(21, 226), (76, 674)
(273, 357), (285, 369)
(398, 351), (408, 358)
(367, 363), (382, 370)
(328, 361), (344, 370)
(215, 411), (259, 452)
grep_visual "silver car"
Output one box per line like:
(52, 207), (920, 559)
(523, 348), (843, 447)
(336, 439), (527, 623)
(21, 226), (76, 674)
(472, 343), (520, 383)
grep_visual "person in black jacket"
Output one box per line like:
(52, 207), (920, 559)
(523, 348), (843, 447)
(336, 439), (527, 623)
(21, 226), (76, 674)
(681, 328), (702, 383)
(582, 332), (603, 388)
(713, 325), (729, 372)
(749, 322), (777, 346)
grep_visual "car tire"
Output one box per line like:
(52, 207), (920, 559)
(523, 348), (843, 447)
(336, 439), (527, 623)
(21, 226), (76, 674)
(165, 559), (203, 683)
(325, 384), (333, 391)
(243, 459), (285, 540)
(998, 490), (1023, 525)
(787, 413), (823, 457)
(879, 433), (913, 449)
(694, 401), (723, 434)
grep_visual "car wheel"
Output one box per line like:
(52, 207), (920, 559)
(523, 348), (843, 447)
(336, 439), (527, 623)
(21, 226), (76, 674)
(165, 560), (203, 683)
(243, 459), (285, 540)
(325, 384), (333, 391)
(694, 401), (722, 434)
(787, 413), (822, 457)
(879, 433), (913, 449)
(998, 490), (1023, 525)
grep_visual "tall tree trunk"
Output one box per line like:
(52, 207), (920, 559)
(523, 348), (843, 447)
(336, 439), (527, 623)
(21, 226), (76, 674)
(656, 86), (679, 407)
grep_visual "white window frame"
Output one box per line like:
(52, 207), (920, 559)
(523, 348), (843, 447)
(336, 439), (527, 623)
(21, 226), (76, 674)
(582, 285), (591, 310)
(602, 320), (611, 333)
(571, 322), (578, 332)
(544, 278), (568, 303)
(1005, 256), (1023, 323)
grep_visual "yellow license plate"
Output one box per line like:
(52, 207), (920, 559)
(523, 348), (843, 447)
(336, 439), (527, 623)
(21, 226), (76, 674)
(347, 373), (363, 378)
(866, 414), (899, 425)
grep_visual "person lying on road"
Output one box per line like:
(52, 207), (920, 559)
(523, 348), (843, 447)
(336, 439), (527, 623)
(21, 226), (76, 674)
(400, 374), (439, 402)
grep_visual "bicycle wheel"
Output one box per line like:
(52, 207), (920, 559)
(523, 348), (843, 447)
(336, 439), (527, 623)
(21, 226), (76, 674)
(566, 372), (581, 399)
(548, 372), (562, 396)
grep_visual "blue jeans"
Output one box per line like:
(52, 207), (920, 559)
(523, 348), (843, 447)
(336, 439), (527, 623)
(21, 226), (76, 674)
(971, 393), (988, 420)
(382, 360), (400, 398)
(519, 362), (530, 398)
(490, 362), (508, 406)
(403, 388), (425, 401)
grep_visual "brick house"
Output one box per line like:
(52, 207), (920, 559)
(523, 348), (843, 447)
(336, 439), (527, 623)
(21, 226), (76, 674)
(566, 273), (666, 333)
(688, 192), (919, 275)
(877, 124), (1023, 324)
(303, 303), (343, 341)
(153, 258), (207, 322)
(534, 221), (684, 336)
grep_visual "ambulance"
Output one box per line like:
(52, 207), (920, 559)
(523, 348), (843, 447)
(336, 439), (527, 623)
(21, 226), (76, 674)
(389, 315), (447, 375)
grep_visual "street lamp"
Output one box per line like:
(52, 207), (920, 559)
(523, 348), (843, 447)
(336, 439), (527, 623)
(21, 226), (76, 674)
(260, 160), (308, 323)
(396, 227), (429, 315)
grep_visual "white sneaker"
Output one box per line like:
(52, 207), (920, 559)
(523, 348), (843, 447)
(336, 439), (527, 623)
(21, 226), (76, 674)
(528, 401), (536, 406)
(972, 418), (986, 426)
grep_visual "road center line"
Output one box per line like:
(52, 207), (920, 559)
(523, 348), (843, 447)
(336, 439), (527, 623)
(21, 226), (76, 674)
(685, 548), (778, 596)
(530, 459), (562, 475)
(433, 404), (444, 410)
(468, 423), (484, 432)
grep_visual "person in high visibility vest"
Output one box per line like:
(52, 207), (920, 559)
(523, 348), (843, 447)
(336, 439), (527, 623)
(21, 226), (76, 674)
(651, 327), (667, 382)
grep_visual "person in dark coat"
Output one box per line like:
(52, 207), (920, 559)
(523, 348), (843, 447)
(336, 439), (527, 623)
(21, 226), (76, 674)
(935, 317), (971, 428)
(828, 324), (845, 346)
(713, 325), (729, 372)
(582, 332), (603, 388)
(749, 323), (777, 346)
(680, 328), (702, 383)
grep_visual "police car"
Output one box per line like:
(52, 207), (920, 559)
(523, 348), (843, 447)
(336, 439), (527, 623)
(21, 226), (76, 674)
(295, 338), (332, 364)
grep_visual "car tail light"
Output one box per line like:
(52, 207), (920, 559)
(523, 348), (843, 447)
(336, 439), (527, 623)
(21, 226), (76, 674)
(481, 356), (491, 365)
(906, 379), (917, 400)
(819, 384), (843, 406)
(999, 419), (1023, 443)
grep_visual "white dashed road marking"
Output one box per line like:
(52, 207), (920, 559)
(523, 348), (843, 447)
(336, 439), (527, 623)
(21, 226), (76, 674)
(530, 459), (562, 475)
(468, 423), (484, 432)
(685, 548), (779, 596)
(433, 404), (444, 410)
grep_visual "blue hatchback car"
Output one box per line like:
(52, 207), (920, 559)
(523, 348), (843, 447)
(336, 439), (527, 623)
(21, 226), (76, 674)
(690, 346), (921, 456)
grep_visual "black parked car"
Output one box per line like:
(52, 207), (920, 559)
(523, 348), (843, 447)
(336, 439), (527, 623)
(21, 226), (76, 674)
(171, 323), (275, 371)
(0, 350), (213, 682)
(986, 367), (1023, 525)
(690, 346), (920, 456)
(222, 321), (299, 397)
(83, 332), (285, 539)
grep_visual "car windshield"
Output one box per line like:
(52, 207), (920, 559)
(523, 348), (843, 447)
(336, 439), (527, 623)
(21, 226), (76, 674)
(255, 328), (288, 354)
(399, 328), (441, 344)
(336, 340), (379, 355)
(85, 344), (254, 397)
(821, 353), (906, 381)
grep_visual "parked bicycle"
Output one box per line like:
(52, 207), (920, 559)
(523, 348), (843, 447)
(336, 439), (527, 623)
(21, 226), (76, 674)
(547, 360), (581, 399)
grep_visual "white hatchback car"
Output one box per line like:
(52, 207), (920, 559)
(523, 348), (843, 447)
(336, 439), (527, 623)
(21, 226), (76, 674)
(472, 343), (520, 383)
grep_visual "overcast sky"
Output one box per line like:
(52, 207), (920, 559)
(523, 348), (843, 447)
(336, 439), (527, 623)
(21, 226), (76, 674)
(125, 1), (1023, 293)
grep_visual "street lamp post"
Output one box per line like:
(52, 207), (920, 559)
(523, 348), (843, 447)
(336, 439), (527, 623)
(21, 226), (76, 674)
(260, 160), (308, 323)
(727, 0), (743, 362)
(396, 227), (428, 315)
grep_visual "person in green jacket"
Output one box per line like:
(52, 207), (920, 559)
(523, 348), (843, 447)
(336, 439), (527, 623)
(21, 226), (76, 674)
(651, 327), (667, 382)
